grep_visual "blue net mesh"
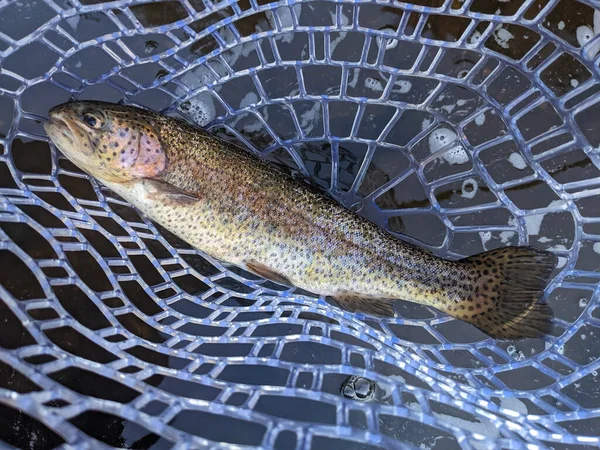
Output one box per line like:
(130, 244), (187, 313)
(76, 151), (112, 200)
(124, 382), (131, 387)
(1, 0), (600, 448)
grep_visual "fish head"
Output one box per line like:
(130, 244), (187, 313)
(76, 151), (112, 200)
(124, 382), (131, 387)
(44, 101), (166, 183)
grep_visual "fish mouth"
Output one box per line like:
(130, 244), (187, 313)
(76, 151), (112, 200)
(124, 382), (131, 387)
(44, 116), (76, 148)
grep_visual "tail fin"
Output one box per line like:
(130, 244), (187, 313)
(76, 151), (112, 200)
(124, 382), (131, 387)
(460, 246), (557, 340)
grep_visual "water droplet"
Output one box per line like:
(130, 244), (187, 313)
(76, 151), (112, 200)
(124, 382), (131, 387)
(145, 40), (159, 54)
(461, 178), (478, 199)
(354, 378), (374, 399)
(579, 298), (588, 308)
(340, 375), (375, 402)
(342, 385), (354, 397)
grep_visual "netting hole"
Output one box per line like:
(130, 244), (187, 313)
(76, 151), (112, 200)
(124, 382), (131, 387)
(169, 410), (266, 446)
(0, 405), (65, 450)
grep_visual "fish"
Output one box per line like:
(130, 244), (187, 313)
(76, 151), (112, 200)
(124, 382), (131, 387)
(44, 101), (558, 340)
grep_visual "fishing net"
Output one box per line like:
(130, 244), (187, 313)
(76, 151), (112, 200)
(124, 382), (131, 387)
(1, 0), (599, 448)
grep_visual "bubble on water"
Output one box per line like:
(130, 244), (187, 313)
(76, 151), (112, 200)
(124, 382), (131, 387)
(571, 79), (579, 88)
(347, 69), (360, 88)
(577, 25), (600, 58)
(440, 103), (456, 114)
(428, 128), (469, 165)
(493, 26), (514, 49)
(558, 21), (565, 31)
(365, 77), (384, 92)
(548, 244), (567, 252)
(577, 25), (594, 46)
(474, 113), (486, 126)
(479, 231), (492, 249)
(500, 231), (514, 244)
(508, 153), (527, 170)
(429, 128), (455, 149)
(524, 202), (558, 236)
(144, 40), (159, 54)
(557, 345), (565, 355)
(581, 334), (587, 340)
(178, 93), (216, 126)
(469, 31), (482, 44)
(461, 178), (478, 199)
(457, 69), (470, 78)
(579, 298), (588, 308)
(593, 242), (600, 255)
(394, 80), (412, 94)
(593, 370), (598, 377)
(506, 345), (525, 361)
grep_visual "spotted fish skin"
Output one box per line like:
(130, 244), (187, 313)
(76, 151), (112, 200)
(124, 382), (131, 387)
(45, 101), (558, 340)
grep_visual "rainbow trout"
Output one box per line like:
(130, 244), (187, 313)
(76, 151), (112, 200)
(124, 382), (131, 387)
(44, 101), (558, 340)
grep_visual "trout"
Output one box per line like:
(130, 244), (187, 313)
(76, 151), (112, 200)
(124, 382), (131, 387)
(44, 101), (558, 340)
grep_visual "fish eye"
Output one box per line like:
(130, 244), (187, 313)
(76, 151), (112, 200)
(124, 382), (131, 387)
(82, 113), (103, 130)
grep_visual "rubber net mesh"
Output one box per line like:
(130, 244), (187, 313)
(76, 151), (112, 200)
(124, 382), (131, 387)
(1, 0), (600, 448)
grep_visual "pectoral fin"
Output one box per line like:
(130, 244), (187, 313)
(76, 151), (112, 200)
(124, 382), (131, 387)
(143, 179), (200, 205)
(332, 292), (396, 317)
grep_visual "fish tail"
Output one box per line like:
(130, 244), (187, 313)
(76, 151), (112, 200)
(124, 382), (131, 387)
(458, 246), (557, 340)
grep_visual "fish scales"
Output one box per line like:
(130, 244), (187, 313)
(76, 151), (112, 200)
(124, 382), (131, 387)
(44, 101), (558, 340)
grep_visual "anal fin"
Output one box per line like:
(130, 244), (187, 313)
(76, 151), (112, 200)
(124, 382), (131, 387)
(246, 260), (293, 286)
(332, 292), (396, 318)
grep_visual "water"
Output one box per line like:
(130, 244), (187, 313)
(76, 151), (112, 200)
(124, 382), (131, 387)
(1, 0), (600, 449)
